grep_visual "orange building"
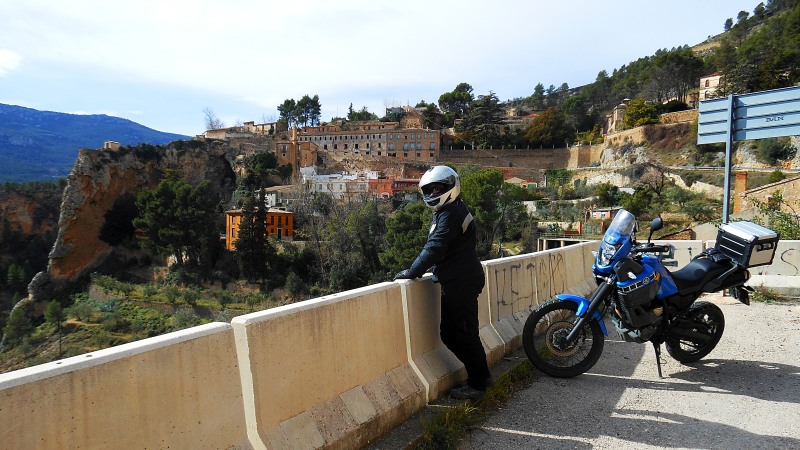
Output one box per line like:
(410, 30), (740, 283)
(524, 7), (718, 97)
(225, 207), (294, 250)
(368, 178), (393, 199)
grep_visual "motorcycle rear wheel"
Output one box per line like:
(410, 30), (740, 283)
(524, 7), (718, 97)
(522, 299), (605, 378)
(665, 301), (725, 363)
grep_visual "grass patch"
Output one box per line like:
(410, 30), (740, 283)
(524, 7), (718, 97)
(750, 287), (796, 304)
(414, 359), (537, 449)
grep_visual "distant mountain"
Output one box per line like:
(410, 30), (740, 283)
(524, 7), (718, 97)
(0, 104), (190, 182)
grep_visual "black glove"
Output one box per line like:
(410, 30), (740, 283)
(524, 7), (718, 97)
(393, 269), (413, 280)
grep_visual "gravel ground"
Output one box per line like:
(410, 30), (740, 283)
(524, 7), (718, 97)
(462, 293), (800, 450)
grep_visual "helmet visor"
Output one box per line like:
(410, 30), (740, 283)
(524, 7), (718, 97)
(421, 182), (450, 197)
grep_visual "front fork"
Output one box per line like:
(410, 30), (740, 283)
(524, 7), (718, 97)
(558, 279), (613, 346)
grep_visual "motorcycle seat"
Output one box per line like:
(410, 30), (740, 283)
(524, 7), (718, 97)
(669, 257), (729, 295)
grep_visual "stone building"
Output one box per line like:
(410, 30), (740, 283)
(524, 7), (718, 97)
(735, 172), (800, 215)
(296, 120), (440, 162)
(700, 72), (723, 101)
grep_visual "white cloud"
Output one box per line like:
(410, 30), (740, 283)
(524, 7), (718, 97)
(0, 0), (761, 135)
(0, 49), (21, 76)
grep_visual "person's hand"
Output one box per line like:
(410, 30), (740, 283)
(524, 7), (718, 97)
(393, 269), (413, 280)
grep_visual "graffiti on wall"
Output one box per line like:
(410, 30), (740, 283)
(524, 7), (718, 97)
(489, 252), (573, 323)
(754, 246), (798, 276)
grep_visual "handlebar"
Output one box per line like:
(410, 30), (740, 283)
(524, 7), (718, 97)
(632, 243), (671, 254)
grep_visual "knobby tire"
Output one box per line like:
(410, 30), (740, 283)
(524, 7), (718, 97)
(522, 299), (605, 378)
(665, 300), (725, 363)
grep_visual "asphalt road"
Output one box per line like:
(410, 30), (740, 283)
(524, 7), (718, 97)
(462, 293), (800, 450)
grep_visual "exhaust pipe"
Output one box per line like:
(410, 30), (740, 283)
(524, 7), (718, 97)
(668, 326), (711, 345)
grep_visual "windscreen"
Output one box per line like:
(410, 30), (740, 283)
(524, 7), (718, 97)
(603, 209), (636, 245)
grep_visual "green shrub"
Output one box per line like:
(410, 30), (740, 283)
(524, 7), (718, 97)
(170, 308), (201, 330)
(68, 300), (97, 322)
(767, 170), (786, 184)
(756, 138), (796, 165)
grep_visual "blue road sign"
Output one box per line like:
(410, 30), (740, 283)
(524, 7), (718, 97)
(697, 85), (800, 223)
(698, 85), (800, 144)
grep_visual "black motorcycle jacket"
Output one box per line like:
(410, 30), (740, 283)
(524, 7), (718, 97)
(407, 198), (484, 283)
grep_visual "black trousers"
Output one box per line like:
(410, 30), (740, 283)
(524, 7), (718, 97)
(439, 276), (491, 390)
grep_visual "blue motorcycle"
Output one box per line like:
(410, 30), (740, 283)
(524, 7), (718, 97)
(522, 209), (770, 378)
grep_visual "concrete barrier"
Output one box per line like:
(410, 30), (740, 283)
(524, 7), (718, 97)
(10, 240), (785, 450)
(399, 276), (468, 401)
(0, 323), (248, 450)
(653, 240), (705, 269)
(482, 243), (597, 351)
(231, 282), (426, 450)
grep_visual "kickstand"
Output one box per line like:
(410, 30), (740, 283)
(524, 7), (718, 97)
(652, 342), (663, 378)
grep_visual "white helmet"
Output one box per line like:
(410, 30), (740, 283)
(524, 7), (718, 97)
(419, 165), (460, 211)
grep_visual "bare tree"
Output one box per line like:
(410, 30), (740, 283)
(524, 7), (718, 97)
(202, 107), (225, 130)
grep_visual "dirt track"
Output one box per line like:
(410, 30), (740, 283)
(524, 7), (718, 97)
(463, 293), (800, 449)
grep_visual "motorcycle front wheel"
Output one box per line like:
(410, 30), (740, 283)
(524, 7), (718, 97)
(665, 301), (725, 363)
(522, 299), (605, 378)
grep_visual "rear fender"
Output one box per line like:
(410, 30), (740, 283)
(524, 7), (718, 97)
(555, 293), (608, 336)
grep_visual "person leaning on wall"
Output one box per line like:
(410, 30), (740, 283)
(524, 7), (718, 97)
(394, 165), (492, 400)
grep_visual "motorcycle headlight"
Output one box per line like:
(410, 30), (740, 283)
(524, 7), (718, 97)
(598, 242), (619, 267)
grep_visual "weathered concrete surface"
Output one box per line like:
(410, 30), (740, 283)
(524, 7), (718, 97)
(0, 323), (250, 450)
(463, 293), (800, 449)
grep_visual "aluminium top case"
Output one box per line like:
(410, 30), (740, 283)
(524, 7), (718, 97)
(715, 221), (780, 268)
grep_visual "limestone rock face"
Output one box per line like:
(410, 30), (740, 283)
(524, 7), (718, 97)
(599, 144), (651, 168)
(0, 186), (61, 237)
(30, 142), (238, 302)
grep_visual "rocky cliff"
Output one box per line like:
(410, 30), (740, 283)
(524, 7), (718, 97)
(0, 183), (63, 237)
(28, 140), (241, 305)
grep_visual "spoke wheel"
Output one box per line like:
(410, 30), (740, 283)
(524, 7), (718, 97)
(522, 299), (605, 378)
(665, 301), (725, 364)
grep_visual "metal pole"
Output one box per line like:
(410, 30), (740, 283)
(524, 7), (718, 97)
(722, 94), (735, 224)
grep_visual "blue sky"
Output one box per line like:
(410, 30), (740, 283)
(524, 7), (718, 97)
(1, 0), (759, 137)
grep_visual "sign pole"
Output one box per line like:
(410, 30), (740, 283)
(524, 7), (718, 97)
(722, 94), (735, 224)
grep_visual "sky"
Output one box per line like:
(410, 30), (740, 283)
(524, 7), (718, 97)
(1, 0), (761, 137)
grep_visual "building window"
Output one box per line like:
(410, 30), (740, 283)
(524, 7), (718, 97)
(324, 144), (328, 150)
(389, 134), (393, 140)
(430, 142), (436, 150)
(404, 152), (408, 158)
(403, 143), (408, 150)
(705, 80), (710, 87)
(416, 143), (421, 150)
(334, 144), (338, 149)
(389, 143), (394, 150)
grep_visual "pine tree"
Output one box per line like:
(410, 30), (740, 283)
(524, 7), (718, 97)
(235, 193), (277, 284)
(4, 307), (33, 346)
